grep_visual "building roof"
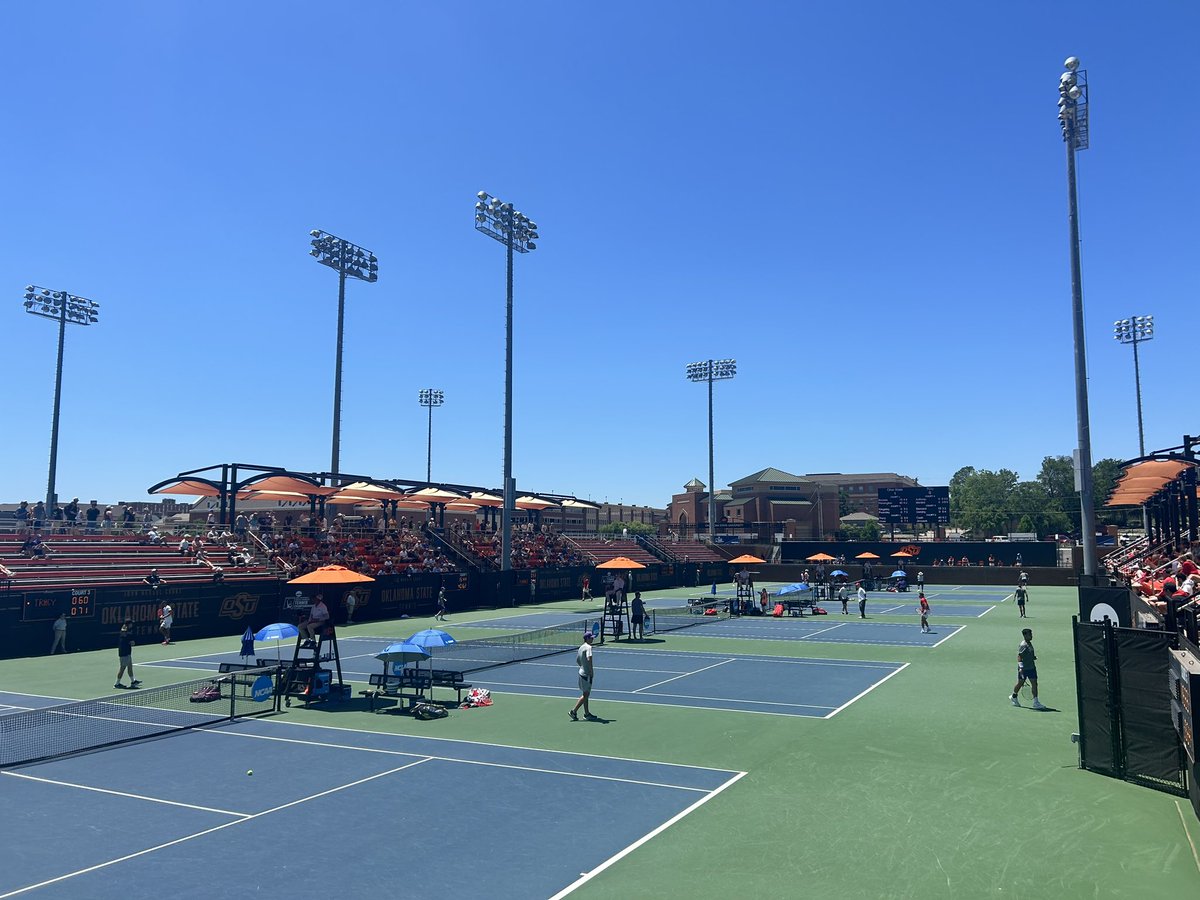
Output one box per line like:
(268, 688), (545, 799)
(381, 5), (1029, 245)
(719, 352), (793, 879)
(683, 478), (706, 492)
(839, 511), (880, 522)
(729, 467), (808, 487)
(804, 472), (919, 485)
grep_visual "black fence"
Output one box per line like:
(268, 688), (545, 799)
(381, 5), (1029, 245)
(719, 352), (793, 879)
(1073, 617), (1188, 796)
(1, 560), (728, 660)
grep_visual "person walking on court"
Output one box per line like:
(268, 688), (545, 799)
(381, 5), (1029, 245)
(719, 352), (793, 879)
(918, 591), (931, 633)
(435, 587), (448, 622)
(631, 592), (646, 640)
(857, 581), (868, 619)
(1010, 627), (1046, 709)
(916, 570), (925, 591)
(581, 575), (592, 602)
(569, 631), (596, 721)
(50, 613), (68, 654)
(838, 583), (849, 615)
(115, 619), (141, 689)
(158, 603), (173, 645)
(1015, 583), (1029, 618)
(1019, 570), (1029, 588)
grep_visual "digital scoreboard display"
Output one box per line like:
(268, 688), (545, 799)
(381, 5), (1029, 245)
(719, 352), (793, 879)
(21, 588), (95, 623)
(1169, 647), (1200, 765)
(877, 486), (950, 524)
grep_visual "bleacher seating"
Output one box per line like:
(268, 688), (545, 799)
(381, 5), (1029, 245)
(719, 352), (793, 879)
(566, 537), (662, 567)
(654, 539), (726, 563)
(0, 533), (269, 589)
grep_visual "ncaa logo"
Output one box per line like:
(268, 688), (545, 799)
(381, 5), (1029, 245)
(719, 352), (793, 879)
(219, 593), (259, 620)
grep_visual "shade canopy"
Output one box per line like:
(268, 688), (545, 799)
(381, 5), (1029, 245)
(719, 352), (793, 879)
(890, 551), (914, 558)
(336, 481), (410, 501)
(728, 554), (766, 564)
(806, 552), (836, 562)
(468, 491), (505, 507)
(240, 475), (336, 496)
(408, 487), (467, 504)
(150, 478), (224, 497)
(288, 565), (376, 585)
(515, 496), (558, 510)
(855, 552), (881, 559)
(595, 556), (647, 569)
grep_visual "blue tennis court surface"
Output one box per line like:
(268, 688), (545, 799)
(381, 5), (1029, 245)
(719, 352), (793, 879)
(143, 635), (906, 719)
(663, 617), (965, 647)
(0, 712), (742, 899)
(471, 648), (907, 718)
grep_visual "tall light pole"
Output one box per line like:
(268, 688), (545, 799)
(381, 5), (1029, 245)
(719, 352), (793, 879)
(309, 229), (378, 482)
(686, 359), (737, 541)
(23, 285), (100, 520)
(417, 389), (444, 484)
(474, 191), (538, 584)
(1058, 56), (1098, 579)
(1114, 315), (1154, 535)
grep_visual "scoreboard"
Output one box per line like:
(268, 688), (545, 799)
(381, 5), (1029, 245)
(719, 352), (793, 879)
(20, 588), (95, 623)
(1169, 647), (1200, 764)
(876, 486), (951, 525)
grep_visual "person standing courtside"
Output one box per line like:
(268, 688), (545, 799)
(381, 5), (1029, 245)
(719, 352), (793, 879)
(857, 581), (868, 619)
(1010, 627), (1046, 710)
(569, 631), (596, 721)
(838, 583), (850, 615)
(115, 619), (141, 689)
(50, 613), (68, 654)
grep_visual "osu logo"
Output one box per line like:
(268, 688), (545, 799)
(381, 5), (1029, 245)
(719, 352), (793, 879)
(219, 593), (259, 620)
(900, 545), (922, 557)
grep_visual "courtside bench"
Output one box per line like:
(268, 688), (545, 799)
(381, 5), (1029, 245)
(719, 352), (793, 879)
(402, 668), (473, 705)
(361, 672), (432, 712)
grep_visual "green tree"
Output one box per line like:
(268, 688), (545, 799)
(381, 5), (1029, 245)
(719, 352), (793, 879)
(599, 521), (655, 536)
(845, 519), (881, 541)
(950, 468), (1018, 537)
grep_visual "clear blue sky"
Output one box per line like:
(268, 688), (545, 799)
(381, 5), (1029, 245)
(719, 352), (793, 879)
(2, 3), (1196, 507)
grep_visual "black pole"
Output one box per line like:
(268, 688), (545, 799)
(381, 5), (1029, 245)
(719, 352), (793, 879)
(426, 397), (434, 484)
(707, 362), (715, 541)
(330, 264), (347, 482)
(501, 213), (514, 588)
(45, 306), (68, 519)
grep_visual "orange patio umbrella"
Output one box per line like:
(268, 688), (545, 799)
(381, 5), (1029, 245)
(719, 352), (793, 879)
(806, 552), (836, 562)
(728, 554), (766, 564)
(855, 552), (881, 559)
(596, 556), (647, 570)
(288, 565), (376, 585)
(891, 550), (914, 558)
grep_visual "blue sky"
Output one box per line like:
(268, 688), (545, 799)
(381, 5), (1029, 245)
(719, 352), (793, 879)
(2, 3), (1196, 507)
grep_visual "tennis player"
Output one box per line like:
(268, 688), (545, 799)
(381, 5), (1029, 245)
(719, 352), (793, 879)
(569, 631), (595, 721)
(918, 592), (930, 633)
(1010, 627), (1046, 710)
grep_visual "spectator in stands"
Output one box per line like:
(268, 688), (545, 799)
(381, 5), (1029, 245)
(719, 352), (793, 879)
(206, 510), (216, 528)
(178, 536), (192, 556)
(121, 506), (135, 531)
(142, 511), (154, 531)
(85, 500), (100, 532)
(143, 529), (163, 546)
(33, 500), (45, 530)
(23, 534), (50, 559)
(0, 561), (14, 581)
(15, 501), (29, 532)
(102, 506), (115, 530)
(301, 593), (330, 645)
(143, 569), (163, 590)
(234, 512), (248, 539)
(211, 566), (225, 584)
(64, 498), (80, 532)
(1178, 552), (1199, 583)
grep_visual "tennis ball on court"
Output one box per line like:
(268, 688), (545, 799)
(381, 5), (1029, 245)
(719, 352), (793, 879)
(246, 770), (253, 776)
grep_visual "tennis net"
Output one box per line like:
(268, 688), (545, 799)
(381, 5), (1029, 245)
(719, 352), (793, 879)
(651, 606), (731, 634)
(0, 665), (279, 769)
(399, 618), (600, 676)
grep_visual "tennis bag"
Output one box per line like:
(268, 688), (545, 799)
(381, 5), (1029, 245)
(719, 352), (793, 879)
(812, 607), (828, 615)
(189, 682), (222, 703)
(413, 702), (448, 720)
(772, 603), (784, 618)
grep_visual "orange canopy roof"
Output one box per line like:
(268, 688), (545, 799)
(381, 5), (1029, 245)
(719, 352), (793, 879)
(595, 556), (647, 569)
(806, 552), (837, 561)
(288, 565), (375, 584)
(855, 552), (881, 559)
(729, 554), (766, 564)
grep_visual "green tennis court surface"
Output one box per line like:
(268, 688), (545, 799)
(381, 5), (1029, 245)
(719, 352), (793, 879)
(1, 581), (1197, 898)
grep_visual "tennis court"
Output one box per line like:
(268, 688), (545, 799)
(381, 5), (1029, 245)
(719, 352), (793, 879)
(0, 704), (741, 899)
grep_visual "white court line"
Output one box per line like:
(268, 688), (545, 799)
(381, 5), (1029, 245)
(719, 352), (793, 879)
(593, 647), (904, 669)
(979, 605), (998, 617)
(929, 626), (966, 648)
(634, 658), (737, 692)
(0, 760), (430, 899)
(204, 729), (716, 793)
(1175, 800), (1200, 876)
(823, 662), (911, 719)
(2, 771), (249, 817)
(551, 770), (747, 900)
(638, 689), (835, 711)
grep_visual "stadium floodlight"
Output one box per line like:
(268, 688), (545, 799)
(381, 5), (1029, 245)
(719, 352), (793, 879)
(686, 359), (737, 541)
(1114, 315), (1154, 534)
(474, 191), (539, 588)
(309, 229), (378, 481)
(418, 389), (445, 484)
(23, 285), (101, 521)
(1058, 56), (1097, 578)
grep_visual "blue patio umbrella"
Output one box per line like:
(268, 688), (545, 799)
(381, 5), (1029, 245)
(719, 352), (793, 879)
(255, 622), (300, 661)
(240, 626), (255, 661)
(375, 641), (430, 676)
(890, 570), (907, 578)
(406, 629), (457, 696)
(830, 570), (849, 578)
(776, 582), (811, 596)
